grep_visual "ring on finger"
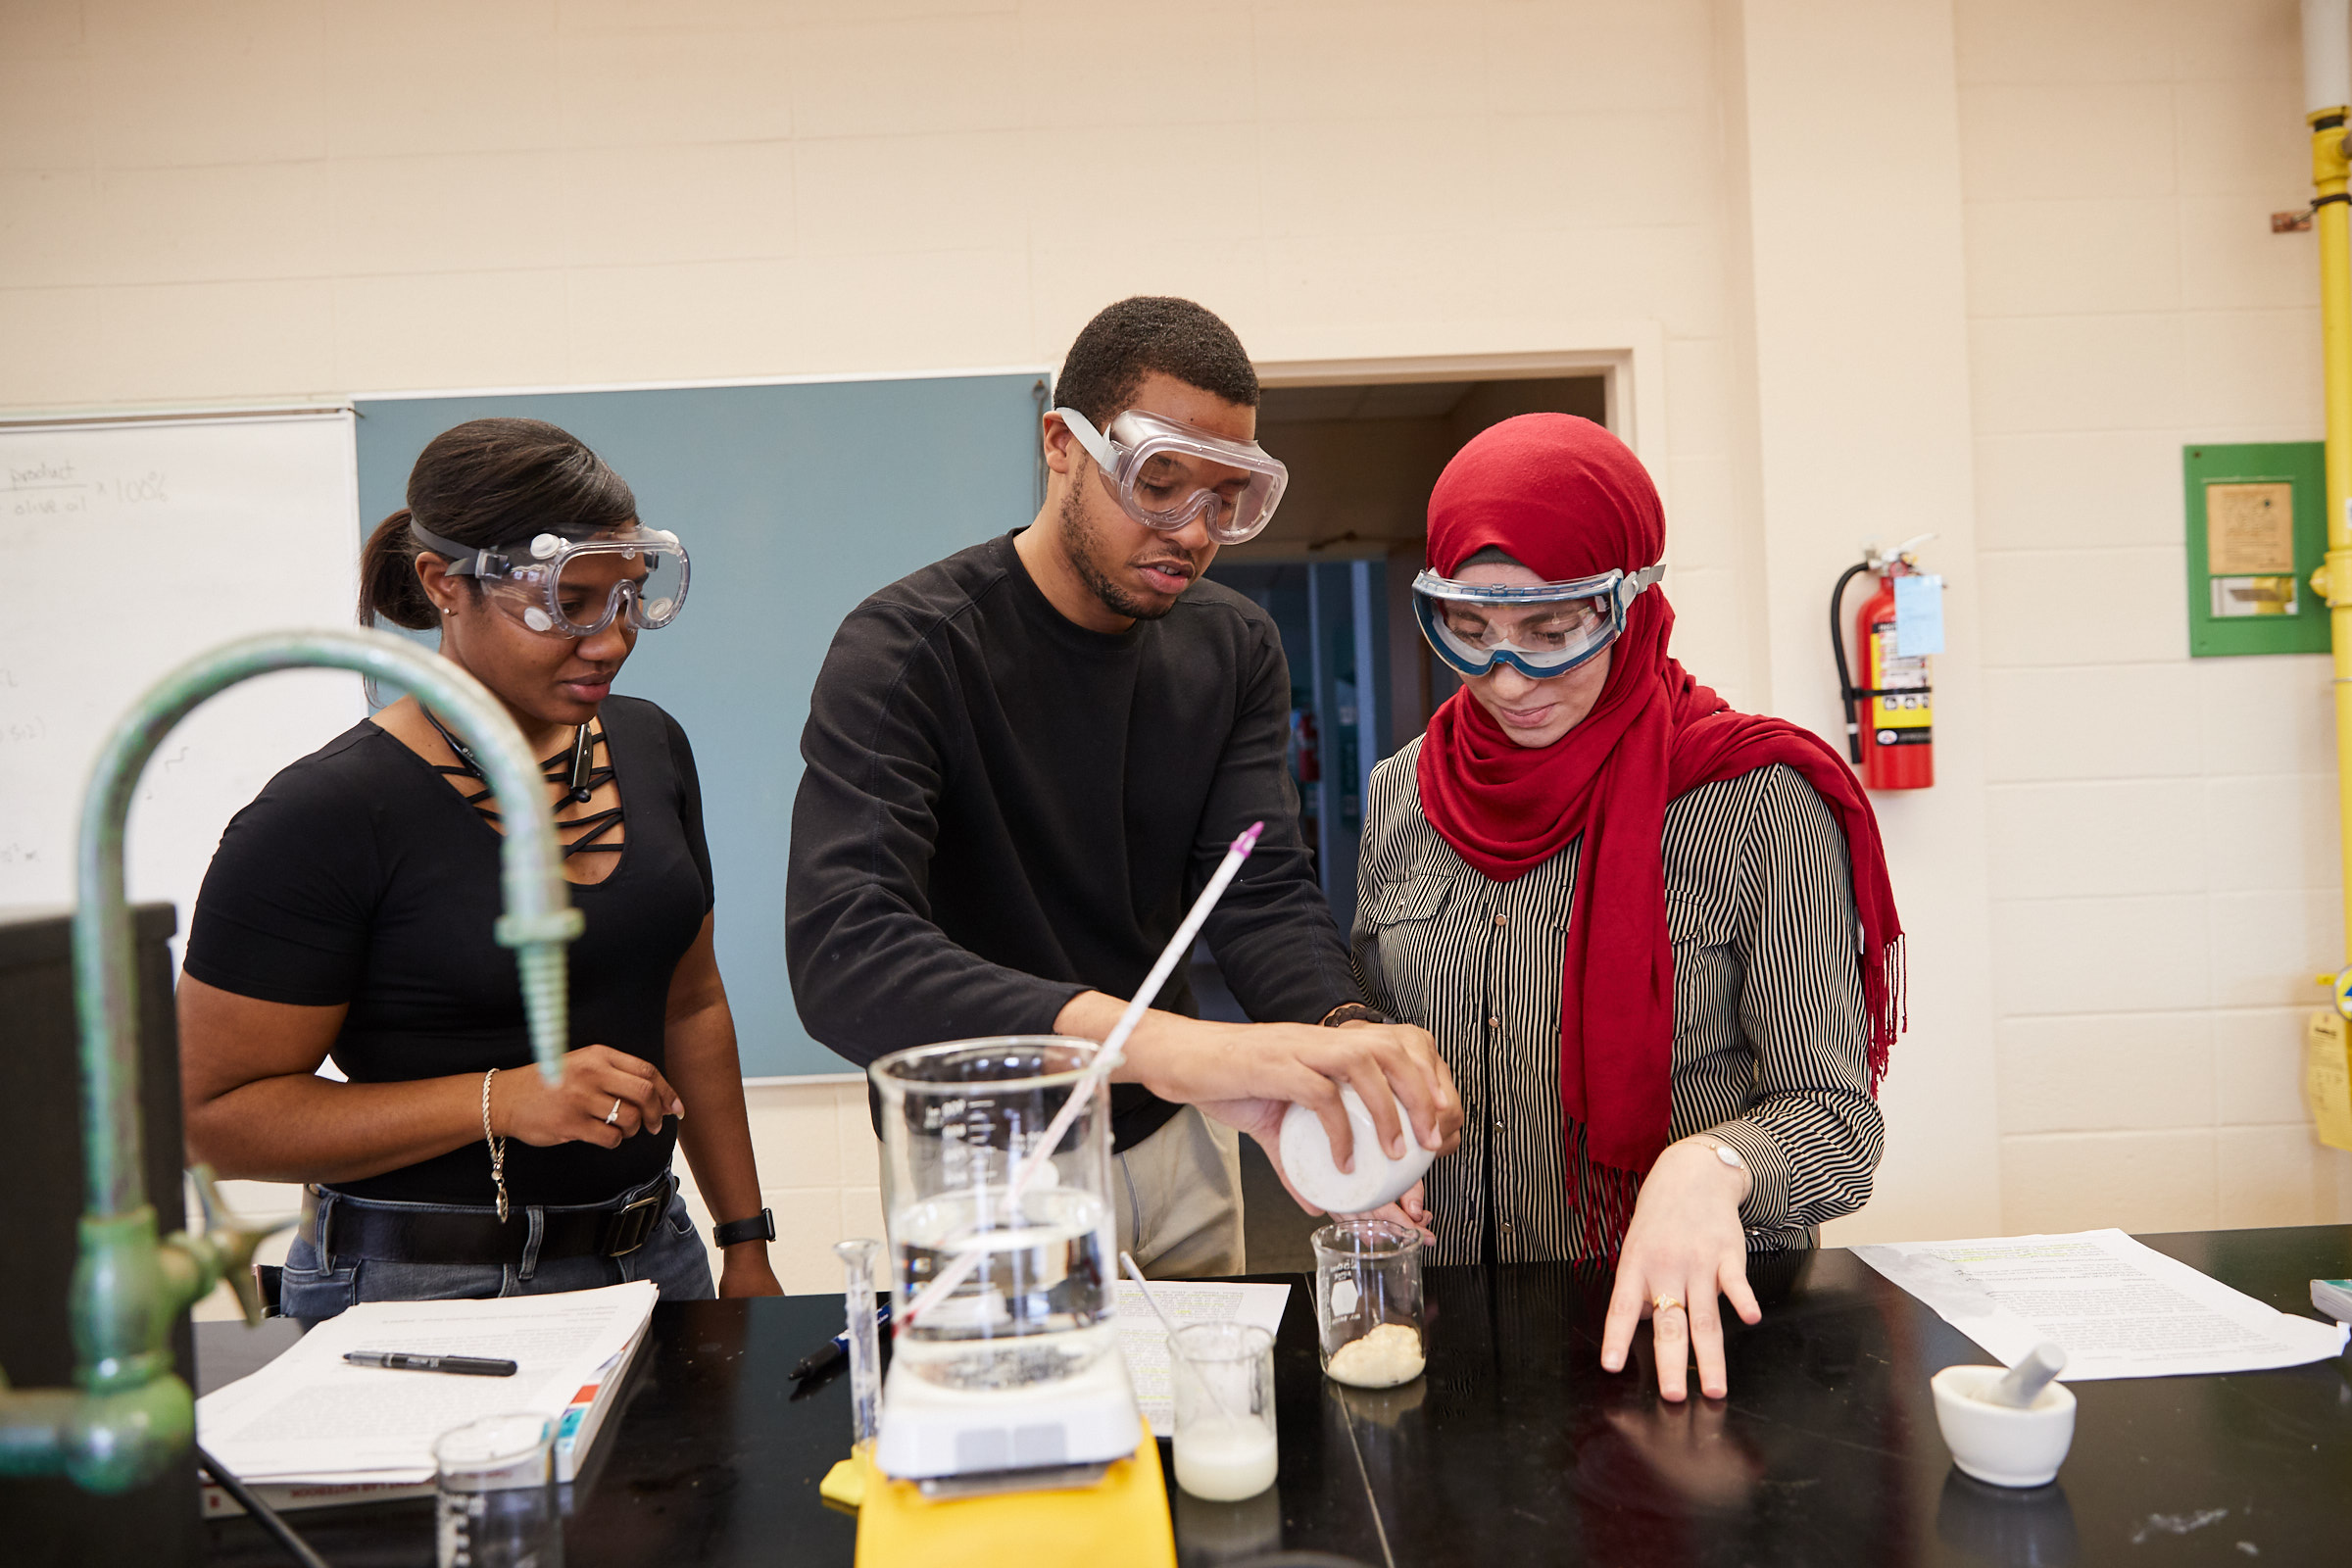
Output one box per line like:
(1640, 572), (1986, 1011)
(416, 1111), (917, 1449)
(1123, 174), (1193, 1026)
(1652, 1295), (1685, 1316)
(605, 1097), (622, 1126)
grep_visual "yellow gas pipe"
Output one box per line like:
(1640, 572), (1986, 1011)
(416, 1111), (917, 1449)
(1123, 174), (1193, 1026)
(2315, 109), (2352, 982)
(2307, 100), (2352, 1146)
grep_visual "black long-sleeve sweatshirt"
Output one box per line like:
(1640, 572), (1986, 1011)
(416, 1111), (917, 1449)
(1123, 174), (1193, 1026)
(786, 530), (1362, 1152)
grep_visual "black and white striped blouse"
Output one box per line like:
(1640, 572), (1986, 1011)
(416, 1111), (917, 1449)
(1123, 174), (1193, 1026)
(1351, 740), (1884, 1267)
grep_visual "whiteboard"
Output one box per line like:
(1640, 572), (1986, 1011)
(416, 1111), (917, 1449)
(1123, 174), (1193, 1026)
(0, 412), (365, 954)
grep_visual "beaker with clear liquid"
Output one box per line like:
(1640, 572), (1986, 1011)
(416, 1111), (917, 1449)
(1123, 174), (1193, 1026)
(870, 1036), (1117, 1396)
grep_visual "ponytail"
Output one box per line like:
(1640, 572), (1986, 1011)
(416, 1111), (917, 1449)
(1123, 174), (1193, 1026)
(357, 508), (438, 630)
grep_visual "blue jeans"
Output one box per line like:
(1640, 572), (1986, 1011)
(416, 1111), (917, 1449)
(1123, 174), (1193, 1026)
(281, 1177), (714, 1325)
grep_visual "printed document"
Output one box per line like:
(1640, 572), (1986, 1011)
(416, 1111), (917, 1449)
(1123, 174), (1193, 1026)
(1114, 1279), (1291, 1436)
(1854, 1229), (2347, 1379)
(195, 1281), (657, 1483)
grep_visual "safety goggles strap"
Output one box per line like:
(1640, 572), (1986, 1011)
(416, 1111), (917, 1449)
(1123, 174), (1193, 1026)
(409, 517), (502, 578)
(1054, 407), (1119, 470)
(1415, 564), (1660, 605)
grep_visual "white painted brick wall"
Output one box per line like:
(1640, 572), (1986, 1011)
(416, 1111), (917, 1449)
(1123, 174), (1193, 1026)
(1960, 0), (2352, 1233)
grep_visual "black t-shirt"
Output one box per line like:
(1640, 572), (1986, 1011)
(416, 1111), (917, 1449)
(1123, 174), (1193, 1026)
(786, 531), (1361, 1152)
(183, 695), (714, 1206)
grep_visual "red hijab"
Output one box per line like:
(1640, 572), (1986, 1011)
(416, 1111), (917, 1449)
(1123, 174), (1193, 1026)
(1413, 416), (1903, 1249)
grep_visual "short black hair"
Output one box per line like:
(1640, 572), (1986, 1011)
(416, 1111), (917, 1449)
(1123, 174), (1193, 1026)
(1054, 296), (1259, 428)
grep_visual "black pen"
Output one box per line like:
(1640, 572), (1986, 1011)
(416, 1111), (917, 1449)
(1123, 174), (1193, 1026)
(343, 1350), (517, 1377)
(791, 1306), (890, 1380)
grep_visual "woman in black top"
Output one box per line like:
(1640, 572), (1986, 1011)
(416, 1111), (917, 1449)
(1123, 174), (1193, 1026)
(180, 417), (781, 1319)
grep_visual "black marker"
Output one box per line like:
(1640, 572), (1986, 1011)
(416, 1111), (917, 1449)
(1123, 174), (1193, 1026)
(343, 1350), (517, 1377)
(791, 1306), (891, 1380)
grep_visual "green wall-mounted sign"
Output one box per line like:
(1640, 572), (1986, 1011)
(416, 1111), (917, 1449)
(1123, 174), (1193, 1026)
(2183, 441), (2331, 658)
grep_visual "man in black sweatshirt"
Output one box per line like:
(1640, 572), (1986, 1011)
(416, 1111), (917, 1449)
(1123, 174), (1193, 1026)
(787, 297), (1459, 1275)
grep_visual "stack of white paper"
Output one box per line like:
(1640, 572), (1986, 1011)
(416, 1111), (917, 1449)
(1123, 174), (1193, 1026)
(196, 1281), (657, 1489)
(1854, 1229), (2349, 1379)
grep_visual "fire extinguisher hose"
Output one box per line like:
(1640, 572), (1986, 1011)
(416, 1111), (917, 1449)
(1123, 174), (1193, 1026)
(1830, 562), (1874, 764)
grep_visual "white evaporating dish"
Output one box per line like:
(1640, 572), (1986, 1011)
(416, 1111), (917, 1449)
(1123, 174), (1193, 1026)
(1277, 1085), (1437, 1214)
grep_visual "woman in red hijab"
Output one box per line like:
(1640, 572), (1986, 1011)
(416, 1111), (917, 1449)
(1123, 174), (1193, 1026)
(1353, 414), (1902, 1401)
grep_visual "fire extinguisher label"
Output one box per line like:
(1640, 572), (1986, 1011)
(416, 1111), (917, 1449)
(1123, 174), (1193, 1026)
(1869, 619), (1933, 745)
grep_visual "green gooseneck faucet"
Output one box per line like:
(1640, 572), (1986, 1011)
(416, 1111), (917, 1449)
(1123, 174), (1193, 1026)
(0, 629), (582, 1494)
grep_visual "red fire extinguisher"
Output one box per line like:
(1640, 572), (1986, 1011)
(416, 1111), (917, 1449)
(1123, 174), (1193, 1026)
(1831, 538), (1936, 791)
(1291, 708), (1322, 785)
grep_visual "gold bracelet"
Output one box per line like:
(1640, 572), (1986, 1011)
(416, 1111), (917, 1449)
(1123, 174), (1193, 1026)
(481, 1067), (509, 1222)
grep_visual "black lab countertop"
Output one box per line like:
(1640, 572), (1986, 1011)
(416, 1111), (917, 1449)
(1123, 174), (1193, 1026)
(200, 1225), (2352, 1567)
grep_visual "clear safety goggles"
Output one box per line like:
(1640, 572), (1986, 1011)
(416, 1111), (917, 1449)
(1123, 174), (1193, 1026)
(1055, 407), (1289, 546)
(411, 518), (690, 638)
(1412, 563), (1665, 679)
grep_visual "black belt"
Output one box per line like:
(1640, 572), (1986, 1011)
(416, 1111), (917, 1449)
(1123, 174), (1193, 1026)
(301, 1173), (676, 1268)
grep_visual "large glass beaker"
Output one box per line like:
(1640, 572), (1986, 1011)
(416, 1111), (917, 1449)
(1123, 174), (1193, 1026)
(870, 1036), (1117, 1396)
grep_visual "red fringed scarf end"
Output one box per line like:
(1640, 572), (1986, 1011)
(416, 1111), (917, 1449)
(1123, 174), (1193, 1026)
(1576, 1163), (1643, 1262)
(1863, 931), (1905, 1094)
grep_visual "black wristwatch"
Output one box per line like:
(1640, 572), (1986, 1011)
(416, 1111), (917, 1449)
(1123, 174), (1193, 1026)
(711, 1207), (775, 1249)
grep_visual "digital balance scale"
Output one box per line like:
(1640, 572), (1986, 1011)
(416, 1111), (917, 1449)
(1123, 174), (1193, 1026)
(874, 1343), (1142, 1488)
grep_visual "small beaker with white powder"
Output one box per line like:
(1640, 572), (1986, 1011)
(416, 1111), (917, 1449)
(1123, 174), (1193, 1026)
(1312, 1219), (1425, 1389)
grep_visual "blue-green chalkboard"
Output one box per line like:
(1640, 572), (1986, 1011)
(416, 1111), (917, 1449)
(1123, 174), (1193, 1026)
(356, 372), (1046, 1077)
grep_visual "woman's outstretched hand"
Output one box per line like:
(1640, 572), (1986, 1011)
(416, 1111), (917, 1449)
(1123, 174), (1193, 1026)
(492, 1045), (684, 1150)
(1598, 1136), (1761, 1401)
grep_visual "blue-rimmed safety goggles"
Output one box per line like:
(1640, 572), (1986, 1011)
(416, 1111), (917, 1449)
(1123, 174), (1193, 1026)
(1412, 563), (1664, 679)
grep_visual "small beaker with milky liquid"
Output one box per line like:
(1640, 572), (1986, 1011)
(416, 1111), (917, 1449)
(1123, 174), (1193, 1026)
(869, 1036), (1117, 1395)
(1170, 1321), (1279, 1501)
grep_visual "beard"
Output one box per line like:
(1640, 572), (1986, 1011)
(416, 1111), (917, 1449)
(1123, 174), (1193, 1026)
(1059, 481), (1183, 622)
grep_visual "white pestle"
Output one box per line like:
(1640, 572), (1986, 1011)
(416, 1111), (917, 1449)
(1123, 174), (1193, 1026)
(1120, 1251), (1235, 1419)
(1989, 1343), (2068, 1408)
(896, 822), (1265, 1330)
